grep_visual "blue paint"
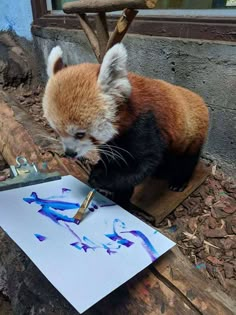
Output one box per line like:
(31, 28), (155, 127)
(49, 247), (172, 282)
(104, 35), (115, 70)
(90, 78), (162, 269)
(62, 188), (71, 193)
(38, 206), (79, 225)
(23, 190), (159, 262)
(196, 263), (206, 270)
(0, 1), (33, 40)
(23, 192), (80, 210)
(167, 225), (178, 233)
(34, 234), (47, 242)
(121, 230), (159, 262)
(105, 218), (134, 247)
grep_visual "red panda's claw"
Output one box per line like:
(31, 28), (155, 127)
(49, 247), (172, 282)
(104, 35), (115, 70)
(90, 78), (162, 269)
(169, 185), (186, 192)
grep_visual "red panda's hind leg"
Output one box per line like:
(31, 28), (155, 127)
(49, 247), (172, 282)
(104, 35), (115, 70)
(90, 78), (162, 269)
(168, 151), (201, 192)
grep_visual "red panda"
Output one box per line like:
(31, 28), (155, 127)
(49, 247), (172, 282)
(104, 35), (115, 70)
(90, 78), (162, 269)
(43, 44), (209, 206)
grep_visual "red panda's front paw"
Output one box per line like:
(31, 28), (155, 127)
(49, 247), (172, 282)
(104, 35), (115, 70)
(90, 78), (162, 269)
(88, 169), (110, 190)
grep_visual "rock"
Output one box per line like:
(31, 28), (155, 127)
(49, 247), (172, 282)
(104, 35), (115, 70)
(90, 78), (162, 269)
(174, 205), (186, 218)
(224, 263), (234, 279)
(188, 217), (198, 233)
(211, 206), (229, 219)
(225, 215), (236, 235)
(221, 238), (236, 250)
(203, 227), (227, 238)
(0, 33), (31, 87)
(207, 256), (224, 265)
(205, 195), (214, 208)
(192, 237), (203, 248)
(208, 216), (217, 229)
(213, 197), (236, 215)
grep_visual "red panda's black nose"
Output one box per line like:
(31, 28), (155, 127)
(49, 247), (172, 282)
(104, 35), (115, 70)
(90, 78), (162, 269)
(65, 149), (77, 158)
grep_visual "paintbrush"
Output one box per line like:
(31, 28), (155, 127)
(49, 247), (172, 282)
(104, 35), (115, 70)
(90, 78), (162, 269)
(73, 189), (96, 224)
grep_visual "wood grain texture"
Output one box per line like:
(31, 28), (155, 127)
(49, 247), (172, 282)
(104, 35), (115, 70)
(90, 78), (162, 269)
(78, 13), (100, 62)
(0, 96), (88, 182)
(106, 8), (138, 51)
(86, 268), (197, 315)
(132, 161), (211, 224)
(95, 12), (109, 62)
(151, 246), (236, 315)
(63, 0), (157, 14)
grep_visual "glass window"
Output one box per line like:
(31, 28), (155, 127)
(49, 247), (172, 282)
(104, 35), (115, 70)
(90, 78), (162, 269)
(51, 0), (236, 10)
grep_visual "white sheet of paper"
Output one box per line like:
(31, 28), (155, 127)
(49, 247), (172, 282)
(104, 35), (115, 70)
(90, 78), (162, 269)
(0, 175), (175, 313)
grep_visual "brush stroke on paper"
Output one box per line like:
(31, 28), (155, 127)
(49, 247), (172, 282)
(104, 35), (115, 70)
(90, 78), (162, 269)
(23, 191), (159, 261)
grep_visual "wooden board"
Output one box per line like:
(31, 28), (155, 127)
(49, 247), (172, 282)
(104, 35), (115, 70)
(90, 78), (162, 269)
(151, 246), (236, 315)
(132, 161), (211, 224)
(88, 267), (198, 315)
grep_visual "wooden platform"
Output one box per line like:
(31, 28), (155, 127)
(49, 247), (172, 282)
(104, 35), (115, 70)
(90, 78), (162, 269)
(132, 162), (211, 224)
(0, 97), (235, 314)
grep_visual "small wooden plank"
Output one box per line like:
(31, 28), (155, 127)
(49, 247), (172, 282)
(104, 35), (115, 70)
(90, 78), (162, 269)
(131, 161), (211, 224)
(151, 246), (236, 315)
(87, 268), (198, 315)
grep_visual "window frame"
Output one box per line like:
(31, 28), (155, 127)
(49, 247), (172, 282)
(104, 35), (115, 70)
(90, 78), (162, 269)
(31, 0), (236, 42)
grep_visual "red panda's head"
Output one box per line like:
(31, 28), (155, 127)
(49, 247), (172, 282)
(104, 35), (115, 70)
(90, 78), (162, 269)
(42, 44), (131, 158)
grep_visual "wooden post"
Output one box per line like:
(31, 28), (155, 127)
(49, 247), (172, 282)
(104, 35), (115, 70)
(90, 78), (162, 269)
(96, 12), (109, 62)
(78, 13), (100, 62)
(63, 0), (158, 63)
(106, 9), (138, 51)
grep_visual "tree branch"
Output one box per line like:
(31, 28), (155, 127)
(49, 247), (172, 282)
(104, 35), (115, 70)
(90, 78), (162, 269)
(78, 13), (100, 62)
(96, 12), (109, 62)
(63, 0), (158, 14)
(106, 9), (138, 51)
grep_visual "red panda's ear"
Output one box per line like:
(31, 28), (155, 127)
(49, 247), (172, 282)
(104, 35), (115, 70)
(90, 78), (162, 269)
(47, 46), (64, 78)
(98, 43), (131, 99)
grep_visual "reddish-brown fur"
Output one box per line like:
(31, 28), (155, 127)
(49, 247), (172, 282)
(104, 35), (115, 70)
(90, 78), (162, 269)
(117, 73), (209, 155)
(43, 63), (209, 154)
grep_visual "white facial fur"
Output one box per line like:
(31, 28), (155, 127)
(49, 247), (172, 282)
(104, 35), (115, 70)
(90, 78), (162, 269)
(44, 43), (131, 158)
(61, 136), (94, 158)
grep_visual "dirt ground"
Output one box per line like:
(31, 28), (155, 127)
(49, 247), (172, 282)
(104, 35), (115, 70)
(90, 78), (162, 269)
(0, 84), (236, 308)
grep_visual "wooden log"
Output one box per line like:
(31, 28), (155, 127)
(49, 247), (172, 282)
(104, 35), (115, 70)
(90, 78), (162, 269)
(78, 13), (100, 62)
(0, 95), (88, 182)
(106, 8), (138, 51)
(63, 0), (158, 14)
(90, 267), (197, 315)
(151, 246), (236, 315)
(96, 12), (109, 62)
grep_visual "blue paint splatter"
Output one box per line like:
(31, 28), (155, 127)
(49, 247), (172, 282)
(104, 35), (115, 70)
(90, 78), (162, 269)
(66, 224), (120, 255)
(167, 225), (178, 233)
(105, 219), (134, 247)
(62, 188), (71, 194)
(23, 192), (80, 210)
(196, 263), (206, 270)
(23, 191), (159, 262)
(34, 234), (47, 242)
(38, 206), (79, 225)
(121, 230), (159, 262)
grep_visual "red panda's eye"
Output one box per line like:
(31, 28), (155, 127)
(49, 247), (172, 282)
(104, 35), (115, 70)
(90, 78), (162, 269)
(74, 132), (85, 140)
